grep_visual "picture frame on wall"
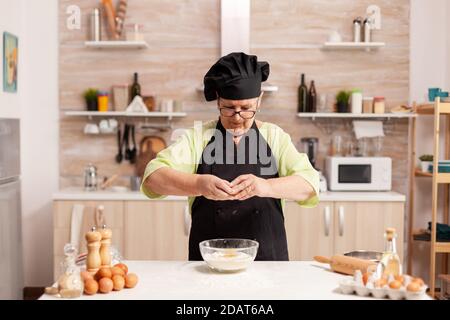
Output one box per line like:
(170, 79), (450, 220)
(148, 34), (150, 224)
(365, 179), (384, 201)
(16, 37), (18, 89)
(3, 32), (18, 93)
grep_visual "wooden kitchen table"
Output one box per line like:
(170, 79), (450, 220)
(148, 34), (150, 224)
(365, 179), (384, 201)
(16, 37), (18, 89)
(39, 261), (431, 300)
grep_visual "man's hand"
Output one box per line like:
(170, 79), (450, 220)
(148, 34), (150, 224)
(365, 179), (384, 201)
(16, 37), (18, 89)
(196, 174), (235, 201)
(230, 174), (272, 201)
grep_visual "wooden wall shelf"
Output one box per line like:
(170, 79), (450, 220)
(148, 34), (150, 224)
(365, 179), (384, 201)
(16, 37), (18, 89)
(63, 111), (186, 121)
(84, 41), (149, 49)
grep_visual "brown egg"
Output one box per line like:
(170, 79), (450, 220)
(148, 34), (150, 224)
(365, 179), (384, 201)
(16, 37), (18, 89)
(81, 270), (94, 282)
(389, 280), (402, 290)
(407, 282), (421, 292)
(412, 277), (425, 286)
(98, 277), (113, 293)
(84, 279), (98, 295)
(112, 275), (125, 291)
(111, 266), (125, 277)
(114, 263), (128, 275)
(125, 273), (138, 288)
(394, 275), (405, 284)
(362, 273), (370, 286)
(95, 267), (112, 281)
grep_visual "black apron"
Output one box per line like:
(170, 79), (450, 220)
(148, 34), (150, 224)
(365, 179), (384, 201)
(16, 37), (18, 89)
(189, 119), (289, 261)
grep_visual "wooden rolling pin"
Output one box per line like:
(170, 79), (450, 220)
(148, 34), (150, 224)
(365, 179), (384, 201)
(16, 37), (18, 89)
(314, 255), (376, 275)
(102, 0), (119, 40)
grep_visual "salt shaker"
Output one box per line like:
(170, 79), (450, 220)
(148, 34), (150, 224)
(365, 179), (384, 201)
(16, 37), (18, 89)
(363, 18), (372, 43)
(353, 17), (362, 42)
(90, 8), (101, 42)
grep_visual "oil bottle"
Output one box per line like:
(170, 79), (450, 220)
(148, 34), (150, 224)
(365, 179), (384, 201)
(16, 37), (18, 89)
(380, 228), (402, 277)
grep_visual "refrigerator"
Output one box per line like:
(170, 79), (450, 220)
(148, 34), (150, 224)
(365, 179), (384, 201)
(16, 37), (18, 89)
(0, 119), (23, 299)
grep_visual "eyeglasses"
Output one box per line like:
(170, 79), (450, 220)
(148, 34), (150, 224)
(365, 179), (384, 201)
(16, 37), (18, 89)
(219, 108), (258, 119)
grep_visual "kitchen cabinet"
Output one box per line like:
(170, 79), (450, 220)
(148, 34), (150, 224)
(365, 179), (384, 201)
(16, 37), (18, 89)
(53, 199), (189, 280)
(124, 201), (189, 260)
(285, 201), (404, 261)
(53, 200), (125, 280)
(285, 202), (334, 261)
(333, 202), (404, 258)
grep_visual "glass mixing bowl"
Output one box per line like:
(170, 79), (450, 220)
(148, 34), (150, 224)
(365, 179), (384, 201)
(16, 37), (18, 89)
(199, 239), (259, 272)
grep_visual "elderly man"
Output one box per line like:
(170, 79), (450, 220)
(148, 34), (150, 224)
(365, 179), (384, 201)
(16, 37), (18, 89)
(141, 52), (319, 261)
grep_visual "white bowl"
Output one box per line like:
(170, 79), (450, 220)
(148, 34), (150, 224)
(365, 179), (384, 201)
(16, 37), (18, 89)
(199, 239), (258, 272)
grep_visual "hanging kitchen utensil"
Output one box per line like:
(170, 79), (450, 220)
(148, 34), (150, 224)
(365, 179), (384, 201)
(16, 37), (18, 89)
(115, 125), (123, 163)
(135, 136), (167, 178)
(129, 124), (137, 164)
(124, 124), (132, 161)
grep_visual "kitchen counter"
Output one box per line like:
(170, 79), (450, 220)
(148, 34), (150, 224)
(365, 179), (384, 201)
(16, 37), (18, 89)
(53, 188), (405, 202)
(39, 260), (424, 300)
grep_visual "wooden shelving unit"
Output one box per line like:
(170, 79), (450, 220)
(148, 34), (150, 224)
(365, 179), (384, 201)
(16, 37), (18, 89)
(408, 98), (450, 298)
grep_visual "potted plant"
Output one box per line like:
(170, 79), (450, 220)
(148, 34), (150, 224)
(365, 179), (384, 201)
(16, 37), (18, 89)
(83, 88), (99, 111)
(419, 154), (433, 172)
(336, 90), (351, 113)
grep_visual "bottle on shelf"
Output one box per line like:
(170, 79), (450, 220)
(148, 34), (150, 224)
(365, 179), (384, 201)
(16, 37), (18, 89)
(129, 72), (141, 103)
(363, 18), (372, 43)
(353, 17), (362, 42)
(297, 73), (308, 113)
(308, 80), (317, 113)
(380, 228), (402, 277)
(351, 89), (363, 114)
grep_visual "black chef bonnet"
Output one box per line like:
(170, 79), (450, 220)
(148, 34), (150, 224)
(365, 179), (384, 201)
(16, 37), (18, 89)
(203, 52), (270, 102)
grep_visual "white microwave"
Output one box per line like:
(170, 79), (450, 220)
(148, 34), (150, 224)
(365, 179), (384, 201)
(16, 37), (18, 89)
(325, 157), (392, 191)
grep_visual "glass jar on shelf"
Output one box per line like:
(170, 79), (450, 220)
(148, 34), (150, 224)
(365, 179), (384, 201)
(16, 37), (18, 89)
(125, 24), (144, 41)
(373, 96), (386, 114)
(363, 97), (374, 113)
(112, 84), (129, 111)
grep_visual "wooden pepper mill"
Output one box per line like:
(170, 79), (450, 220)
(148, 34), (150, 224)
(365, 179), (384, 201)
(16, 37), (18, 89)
(99, 224), (112, 268)
(85, 227), (102, 274)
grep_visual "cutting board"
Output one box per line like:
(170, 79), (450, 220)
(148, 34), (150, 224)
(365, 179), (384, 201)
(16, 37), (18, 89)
(135, 136), (167, 178)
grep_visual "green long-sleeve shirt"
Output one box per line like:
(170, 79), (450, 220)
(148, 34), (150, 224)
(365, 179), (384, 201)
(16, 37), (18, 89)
(141, 120), (320, 212)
